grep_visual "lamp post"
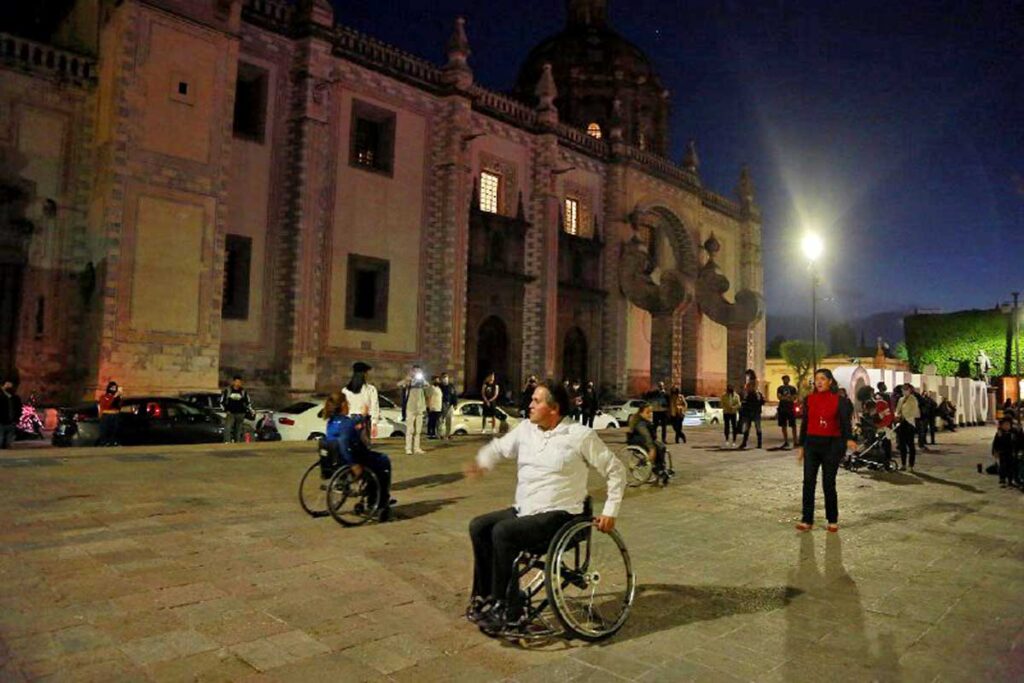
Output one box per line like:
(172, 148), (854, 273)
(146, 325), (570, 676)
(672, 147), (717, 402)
(801, 232), (824, 373)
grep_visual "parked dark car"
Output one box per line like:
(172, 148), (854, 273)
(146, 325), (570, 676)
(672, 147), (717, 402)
(53, 397), (225, 447)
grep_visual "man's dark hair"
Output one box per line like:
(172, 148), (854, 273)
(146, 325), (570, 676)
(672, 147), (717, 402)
(782, 375), (790, 382)
(537, 381), (572, 417)
(877, 381), (887, 391)
(232, 375), (242, 381)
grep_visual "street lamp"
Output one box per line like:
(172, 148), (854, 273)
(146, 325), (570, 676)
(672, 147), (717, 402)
(801, 232), (824, 372)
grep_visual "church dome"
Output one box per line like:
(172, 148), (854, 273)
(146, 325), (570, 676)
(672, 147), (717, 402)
(514, 0), (670, 154)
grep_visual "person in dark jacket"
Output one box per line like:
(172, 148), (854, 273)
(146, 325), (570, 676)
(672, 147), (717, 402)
(581, 381), (598, 428)
(221, 376), (252, 443)
(0, 377), (22, 449)
(738, 379), (766, 450)
(627, 403), (669, 483)
(992, 418), (1018, 487)
(519, 376), (537, 418)
(796, 368), (856, 532)
(97, 381), (123, 446)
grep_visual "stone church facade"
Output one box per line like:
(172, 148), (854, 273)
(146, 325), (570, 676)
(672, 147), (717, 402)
(0, 0), (764, 403)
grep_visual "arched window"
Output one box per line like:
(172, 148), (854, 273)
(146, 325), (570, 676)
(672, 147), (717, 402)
(586, 122), (602, 139)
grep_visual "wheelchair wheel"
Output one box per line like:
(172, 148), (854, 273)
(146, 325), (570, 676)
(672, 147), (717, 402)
(326, 465), (381, 527)
(298, 461), (329, 517)
(545, 519), (636, 642)
(621, 446), (655, 486)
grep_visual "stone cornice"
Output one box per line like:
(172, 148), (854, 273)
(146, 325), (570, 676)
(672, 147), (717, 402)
(0, 33), (97, 88)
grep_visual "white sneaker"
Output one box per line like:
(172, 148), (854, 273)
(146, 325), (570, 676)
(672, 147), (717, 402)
(405, 450), (412, 455)
(414, 449), (426, 455)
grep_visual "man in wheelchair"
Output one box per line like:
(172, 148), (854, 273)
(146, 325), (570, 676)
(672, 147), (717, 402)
(626, 402), (670, 483)
(319, 392), (394, 521)
(464, 382), (626, 636)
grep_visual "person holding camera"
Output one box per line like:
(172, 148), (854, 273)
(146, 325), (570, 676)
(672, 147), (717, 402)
(97, 380), (123, 446)
(400, 365), (428, 455)
(221, 376), (253, 443)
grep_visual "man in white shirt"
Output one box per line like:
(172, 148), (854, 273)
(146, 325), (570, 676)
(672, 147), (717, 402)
(464, 382), (626, 635)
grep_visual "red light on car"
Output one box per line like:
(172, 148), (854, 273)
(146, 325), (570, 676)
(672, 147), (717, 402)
(278, 417), (294, 426)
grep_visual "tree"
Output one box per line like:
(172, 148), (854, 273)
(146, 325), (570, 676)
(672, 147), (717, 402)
(780, 339), (828, 394)
(892, 341), (909, 361)
(829, 323), (858, 356)
(766, 334), (787, 358)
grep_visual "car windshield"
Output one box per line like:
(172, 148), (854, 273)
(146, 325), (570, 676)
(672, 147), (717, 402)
(707, 400), (721, 409)
(280, 401), (318, 414)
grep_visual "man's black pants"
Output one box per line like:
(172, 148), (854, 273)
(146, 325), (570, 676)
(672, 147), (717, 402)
(897, 422), (917, 468)
(723, 413), (738, 441)
(469, 508), (572, 611)
(801, 436), (843, 525)
(652, 411), (668, 442)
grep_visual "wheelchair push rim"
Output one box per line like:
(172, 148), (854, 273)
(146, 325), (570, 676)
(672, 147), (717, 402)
(545, 519), (636, 641)
(298, 460), (329, 517)
(326, 465), (381, 527)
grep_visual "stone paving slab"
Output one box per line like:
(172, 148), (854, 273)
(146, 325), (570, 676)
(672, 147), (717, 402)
(1, 426), (1022, 681)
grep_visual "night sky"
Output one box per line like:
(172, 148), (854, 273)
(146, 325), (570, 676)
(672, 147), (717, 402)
(334, 0), (1023, 324)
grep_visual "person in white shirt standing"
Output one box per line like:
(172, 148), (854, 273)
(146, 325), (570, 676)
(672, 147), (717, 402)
(342, 362), (380, 438)
(464, 382), (626, 636)
(399, 364), (428, 455)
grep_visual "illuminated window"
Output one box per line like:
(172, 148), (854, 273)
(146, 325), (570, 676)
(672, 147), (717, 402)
(586, 122), (602, 139)
(564, 198), (580, 236)
(480, 171), (500, 213)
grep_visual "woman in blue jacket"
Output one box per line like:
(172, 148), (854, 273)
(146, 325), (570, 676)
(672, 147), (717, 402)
(319, 392), (394, 521)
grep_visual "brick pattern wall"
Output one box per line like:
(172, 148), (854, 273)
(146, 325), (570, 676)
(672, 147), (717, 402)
(522, 134), (558, 380)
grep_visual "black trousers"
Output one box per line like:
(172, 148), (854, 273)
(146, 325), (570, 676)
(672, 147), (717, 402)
(998, 452), (1017, 484)
(671, 417), (686, 443)
(319, 440), (392, 506)
(469, 507), (572, 610)
(740, 414), (762, 448)
(98, 414), (120, 446)
(723, 414), (738, 441)
(897, 422), (917, 467)
(652, 411), (668, 442)
(802, 436), (843, 525)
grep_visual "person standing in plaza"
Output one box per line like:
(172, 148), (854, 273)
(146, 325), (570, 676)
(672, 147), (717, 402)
(220, 376), (252, 443)
(720, 384), (741, 447)
(439, 372), (458, 440)
(894, 383), (920, 471)
(796, 369), (855, 532)
(519, 375), (537, 418)
(991, 417), (1018, 488)
(400, 365), (428, 454)
(0, 377), (22, 449)
(669, 387), (688, 443)
(649, 381), (670, 442)
(426, 375), (443, 439)
(776, 375), (798, 449)
(738, 378), (765, 450)
(481, 373), (501, 434)
(342, 361), (381, 438)
(581, 381), (598, 428)
(97, 380), (123, 446)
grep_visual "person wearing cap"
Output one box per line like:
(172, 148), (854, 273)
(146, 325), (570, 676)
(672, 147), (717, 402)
(342, 362), (381, 438)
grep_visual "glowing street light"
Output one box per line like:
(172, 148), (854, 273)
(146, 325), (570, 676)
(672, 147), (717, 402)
(801, 232), (824, 372)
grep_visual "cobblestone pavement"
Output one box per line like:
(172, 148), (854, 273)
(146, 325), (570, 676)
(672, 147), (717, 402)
(0, 424), (1021, 682)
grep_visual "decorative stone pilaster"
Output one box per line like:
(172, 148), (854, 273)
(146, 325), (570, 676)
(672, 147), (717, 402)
(276, 2), (337, 392)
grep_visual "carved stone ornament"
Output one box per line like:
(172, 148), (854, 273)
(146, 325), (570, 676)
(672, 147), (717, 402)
(618, 208), (695, 315)
(695, 232), (763, 328)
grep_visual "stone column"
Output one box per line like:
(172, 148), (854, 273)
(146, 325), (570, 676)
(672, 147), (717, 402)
(600, 159), (629, 396)
(276, 4), (337, 393)
(649, 313), (674, 386)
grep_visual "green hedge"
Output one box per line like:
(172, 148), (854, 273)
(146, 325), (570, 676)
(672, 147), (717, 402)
(904, 309), (1010, 376)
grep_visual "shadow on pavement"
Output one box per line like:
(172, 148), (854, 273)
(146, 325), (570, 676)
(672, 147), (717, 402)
(610, 582), (800, 642)
(390, 496), (465, 521)
(864, 470), (923, 485)
(912, 471), (984, 494)
(392, 471), (465, 491)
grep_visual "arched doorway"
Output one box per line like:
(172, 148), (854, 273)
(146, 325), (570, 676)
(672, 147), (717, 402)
(475, 315), (509, 393)
(562, 327), (588, 383)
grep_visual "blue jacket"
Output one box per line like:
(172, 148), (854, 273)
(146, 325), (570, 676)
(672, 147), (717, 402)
(324, 414), (368, 464)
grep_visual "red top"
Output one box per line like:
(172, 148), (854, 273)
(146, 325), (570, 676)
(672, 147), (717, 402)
(98, 393), (120, 414)
(805, 391), (841, 437)
(875, 399), (893, 428)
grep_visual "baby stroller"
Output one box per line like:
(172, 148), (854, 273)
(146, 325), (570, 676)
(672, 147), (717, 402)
(844, 387), (898, 472)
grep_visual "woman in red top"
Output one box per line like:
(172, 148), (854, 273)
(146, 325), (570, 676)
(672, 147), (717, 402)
(796, 369), (855, 532)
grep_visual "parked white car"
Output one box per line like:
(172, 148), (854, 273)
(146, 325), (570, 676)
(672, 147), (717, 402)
(450, 400), (520, 435)
(601, 399), (647, 425)
(272, 398), (405, 441)
(684, 396), (724, 426)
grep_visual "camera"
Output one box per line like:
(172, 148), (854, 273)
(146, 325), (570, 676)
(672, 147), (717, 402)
(414, 370), (424, 382)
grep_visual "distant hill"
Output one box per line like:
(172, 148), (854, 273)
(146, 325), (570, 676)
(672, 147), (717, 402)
(766, 310), (909, 355)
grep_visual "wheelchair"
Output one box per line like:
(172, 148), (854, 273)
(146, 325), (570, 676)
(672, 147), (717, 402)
(619, 444), (674, 486)
(495, 498), (636, 643)
(298, 444), (383, 526)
